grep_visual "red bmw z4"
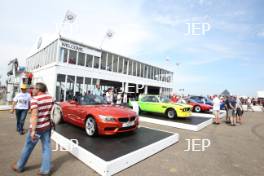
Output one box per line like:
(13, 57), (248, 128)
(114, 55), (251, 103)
(52, 95), (139, 136)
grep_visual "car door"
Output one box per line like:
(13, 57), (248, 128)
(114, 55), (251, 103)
(139, 96), (160, 112)
(65, 100), (84, 125)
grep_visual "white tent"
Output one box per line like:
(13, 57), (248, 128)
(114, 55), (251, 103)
(257, 91), (264, 98)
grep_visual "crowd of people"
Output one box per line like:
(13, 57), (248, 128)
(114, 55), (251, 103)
(73, 83), (134, 105)
(8, 83), (263, 175)
(212, 95), (244, 126)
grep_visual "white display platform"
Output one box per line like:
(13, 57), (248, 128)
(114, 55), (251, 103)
(139, 115), (212, 131)
(51, 126), (179, 176)
(0, 105), (11, 111)
(192, 110), (226, 119)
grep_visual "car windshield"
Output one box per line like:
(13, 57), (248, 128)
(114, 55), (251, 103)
(78, 95), (107, 105)
(206, 98), (213, 104)
(177, 98), (187, 104)
(160, 96), (170, 103)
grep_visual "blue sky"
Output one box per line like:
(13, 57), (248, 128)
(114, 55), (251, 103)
(0, 0), (263, 96)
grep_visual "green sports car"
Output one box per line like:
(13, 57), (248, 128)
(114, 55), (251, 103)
(129, 95), (192, 119)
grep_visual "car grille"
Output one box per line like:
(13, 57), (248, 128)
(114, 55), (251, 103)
(182, 108), (191, 112)
(118, 116), (136, 122)
(104, 127), (116, 131)
(118, 125), (136, 131)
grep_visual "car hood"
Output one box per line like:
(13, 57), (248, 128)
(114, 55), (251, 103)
(81, 105), (136, 118)
(161, 102), (193, 108)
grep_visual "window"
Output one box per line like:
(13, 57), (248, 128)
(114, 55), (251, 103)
(69, 50), (77, 64)
(137, 62), (140, 77)
(56, 74), (66, 101)
(133, 61), (137, 76)
(107, 53), (112, 71)
(168, 72), (172, 83)
(144, 65), (148, 78)
(140, 64), (144, 77)
(123, 58), (128, 74)
(92, 78), (98, 91)
(154, 68), (158, 80)
(149, 66), (153, 79)
(141, 96), (159, 103)
(113, 55), (118, 72)
(161, 70), (165, 82)
(84, 77), (92, 95)
(60, 48), (68, 63)
(94, 56), (100, 69)
(78, 52), (85, 66)
(66, 75), (75, 100)
(86, 54), (93, 67)
(128, 60), (133, 75)
(118, 57), (123, 73)
(76, 77), (84, 96)
(158, 69), (162, 81)
(101, 52), (107, 70)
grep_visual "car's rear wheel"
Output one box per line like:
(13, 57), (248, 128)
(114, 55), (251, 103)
(51, 103), (63, 125)
(194, 105), (201, 113)
(166, 108), (176, 119)
(85, 117), (98, 137)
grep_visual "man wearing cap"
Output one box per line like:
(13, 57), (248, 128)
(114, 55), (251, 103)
(11, 84), (31, 135)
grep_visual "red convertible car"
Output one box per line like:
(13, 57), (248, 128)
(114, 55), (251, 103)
(52, 95), (139, 136)
(186, 99), (213, 113)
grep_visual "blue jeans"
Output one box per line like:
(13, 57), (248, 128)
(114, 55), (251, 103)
(15, 109), (28, 133)
(16, 129), (51, 174)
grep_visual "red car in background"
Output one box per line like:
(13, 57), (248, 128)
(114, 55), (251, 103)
(52, 95), (139, 136)
(186, 99), (213, 113)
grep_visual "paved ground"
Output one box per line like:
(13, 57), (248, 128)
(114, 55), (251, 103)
(0, 111), (264, 176)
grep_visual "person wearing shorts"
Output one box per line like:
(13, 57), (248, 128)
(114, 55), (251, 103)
(236, 97), (243, 124)
(212, 95), (221, 124)
(230, 96), (237, 126)
(224, 96), (232, 124)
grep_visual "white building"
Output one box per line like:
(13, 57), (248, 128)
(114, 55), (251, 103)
(26, 36), (173, 101)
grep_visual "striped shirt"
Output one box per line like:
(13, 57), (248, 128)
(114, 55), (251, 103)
(30, 94), (54, 132)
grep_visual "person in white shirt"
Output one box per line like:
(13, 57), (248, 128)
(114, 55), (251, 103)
(212, 95), (221, 124)
(105, 88), (113, 104)
(116, 93), (122, 105)
(10, 84), (31, 135)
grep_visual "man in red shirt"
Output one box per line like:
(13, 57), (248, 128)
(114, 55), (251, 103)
(12, 82), (54, 175)
(170, 94), (178, 103)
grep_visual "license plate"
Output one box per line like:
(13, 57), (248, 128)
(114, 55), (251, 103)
(122, 121), (134, 127)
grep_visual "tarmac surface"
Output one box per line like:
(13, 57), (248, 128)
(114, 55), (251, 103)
(0, 110), (264, 176)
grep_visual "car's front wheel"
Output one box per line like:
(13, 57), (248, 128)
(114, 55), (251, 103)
(194, 105), (201, 113)
(166, 108), (177, 119)
(85, 117), (98, 137)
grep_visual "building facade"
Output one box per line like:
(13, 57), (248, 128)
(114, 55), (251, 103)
(26, 36), (173, 101)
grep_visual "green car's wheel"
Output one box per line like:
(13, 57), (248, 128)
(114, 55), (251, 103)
(166, 108), (177, 119)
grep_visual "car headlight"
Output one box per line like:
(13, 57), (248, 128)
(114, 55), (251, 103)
(98, 115), (116, 122)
